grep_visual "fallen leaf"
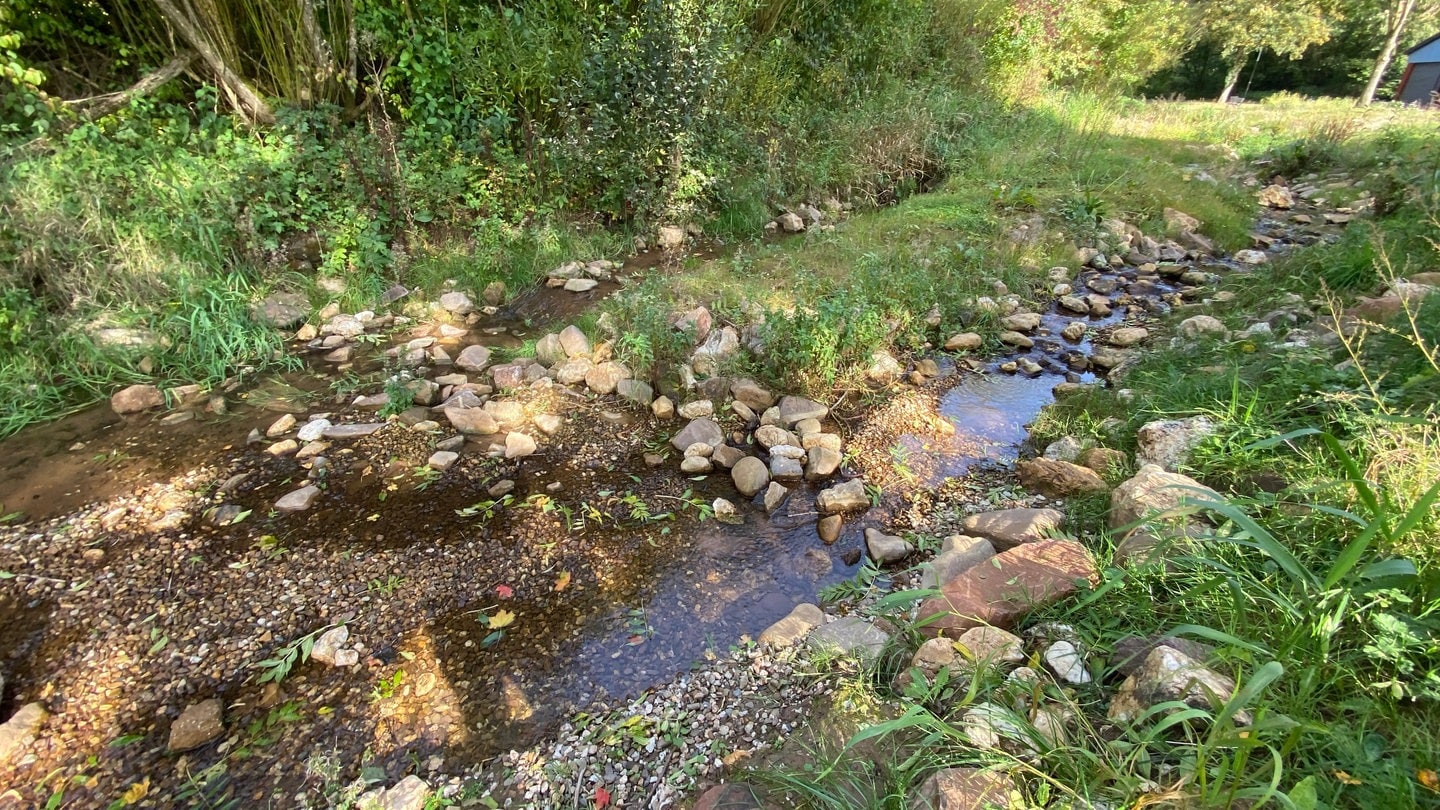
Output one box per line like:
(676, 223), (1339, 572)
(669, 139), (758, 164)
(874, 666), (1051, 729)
(488, 609), (516, 629)
(594, 785), (611, 809)
(1420, 769), (1439, 793)
(627, 634), (646, 646)
(119, 777), (150, 804)
(1333, 770), (1362, 786)
(496, 584), (514, 599)
(554, 571), (572, 592)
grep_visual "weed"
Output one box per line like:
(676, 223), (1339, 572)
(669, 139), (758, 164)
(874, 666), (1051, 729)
(369, 670), (405, 703)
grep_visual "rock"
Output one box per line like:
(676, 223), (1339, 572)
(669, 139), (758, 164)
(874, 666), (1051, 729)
(671, 417), (723, 451)
(680, 456), (713, 474)
(960, 702), (1032, 754)
(1258, 184), (1294, 209)
(916, 540), (1097, 636)
(998, 331), (1034, 348)
(0, 703), (46, 763)
(266, 439), (299, 457)
(803, 432), (843, 452)
(748, 426), (791, 452)
(439, 291), (474, 315)
(1110, 464), (1221, 531)
(779, 395), (828, 425)
(657, 225), (687, 249)
(805, 446), (842, 480)
(275, 485), (321, 512)
(563, 278), (598, 292)
(1135, 416), (1216, 471)
(1058, 294), (1089, 314)
(168, 699), (223, 752)
(1016, 458), (1108, 498)
(1000, 312), (1042, 332)
(254, 292), (310, 329)
(482, 281), (506, 305)
(777, 211), (805, 233)
(1042, 436), (1083, 462)
(763, 482), (790, 512)
(908, 767), (1017, 810)
(691, 326), (741, 375)
(1107, 327), (1148, 347)
(944, 332), (983, 352)
(505, 432), (538, 458)
(731, 379), (775, 411)
(758, 603), (825, 647)
(1043, 640), (1091, 684)
(616, 379), (654, 406)
(674, 306), (713, 342)
(266, 413), (297, 437)
(558, 325), (591, 358)
(961, 508), (1065, 549)
(677, 399), (715, 419)
(585, 361), (630, 394)
(535, 334), (565, 366)
(652, 396), (675, 419)
(454, 345), (492, 372)
(427, 451), (459, 471)
(769, 455), (803, 481)
(1163, 207), (1201, 232)
(684, 442), (714, 458)
(1078, 447), (1126, 476)
(369, 775), (432, 810)
(1110, 635), (1216, 678)
(1060, 321), (1087, 341)
(866, 350), (904, 384)
(817, 515), (842, 543)
(555, 358), (593, 385)
(919, 536), (996, 589)
(1178, 315), (1226, 338)
(310, 625), (350, 665)
(1233, 249), (1268, 265)
(445, 407), (498, 436)
(712, 445), (746, 468)
(111, 384), (165, 414)
(533, 413), (563, 435)
(694, 784), (764, 810)
(817, 479), (869, 514)
(807, 617), (889, 661)
(954, 626), (1025, 670)
(865, 528), (914, 564)
(1108, 646), (1246, 726)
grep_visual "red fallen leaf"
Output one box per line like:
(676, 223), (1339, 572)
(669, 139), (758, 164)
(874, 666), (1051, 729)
(496, 584), (514, 599)
(594, 785), (611, 809)
(627, 635), (646, 646)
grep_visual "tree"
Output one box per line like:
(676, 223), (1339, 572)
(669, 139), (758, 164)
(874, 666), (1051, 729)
(1358, 0), (1426, 105)
(1202, 0), (1338, 102)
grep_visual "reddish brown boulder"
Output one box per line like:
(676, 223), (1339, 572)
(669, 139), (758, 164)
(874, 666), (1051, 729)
(916, 540), (1097, 637)
(695, 783), (764, 810)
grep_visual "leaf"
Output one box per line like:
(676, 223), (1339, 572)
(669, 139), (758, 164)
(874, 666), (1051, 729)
(481, 630), (505, 647)
(554, 571), (572, 591)
(495, 584), (514, 599)
(118, 778), (149, 805)
(1287, 775), (1317, 810)
(1332, 770), (1362, 786)
(488, 609), (516, 629)
(1420, 769), (1440, 793)
(594, 785), (611, 809)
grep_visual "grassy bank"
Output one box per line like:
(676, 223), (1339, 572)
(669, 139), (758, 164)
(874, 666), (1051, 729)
(734, 100), (1440, 807)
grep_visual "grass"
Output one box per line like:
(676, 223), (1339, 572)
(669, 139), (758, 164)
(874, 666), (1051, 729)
(739, 99), (1440, 808)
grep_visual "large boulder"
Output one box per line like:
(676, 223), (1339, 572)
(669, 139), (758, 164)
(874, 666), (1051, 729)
(1107, 646), (1246, 726)
(168, 698), (224, 752)
(111, 384), (165, 414)
(454, 345), (493, 372)
(671, 417), (723, 452)
(558, 325), (591, 359)
(1135, 416), (1216, 471)
(916, 540), (1096, 637)
(253, 292), (310, 329)
(817, 479), (869, 514)
(1110, 464), (1221, 531)
(807, 617), (889, 661)
(731, 456), (770, 497)
(691, 326), (740, 375)
(779, 395), (828, 425)
(758, 603), (825, 647)
(908, 768), (1018, 810)
(960, 508), (1065, 550)
(1016, 459), (1108, 498)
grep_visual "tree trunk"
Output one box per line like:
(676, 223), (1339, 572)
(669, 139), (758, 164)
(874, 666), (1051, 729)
(149, 0), (275, 125)
(1218, 56), (1245, 103)
(65, 51), (196, 122)
(1359, 0), (1419, 106)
